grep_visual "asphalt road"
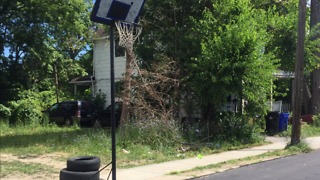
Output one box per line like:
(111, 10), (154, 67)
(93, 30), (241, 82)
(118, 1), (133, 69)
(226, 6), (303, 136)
(193, 149), (320, 180)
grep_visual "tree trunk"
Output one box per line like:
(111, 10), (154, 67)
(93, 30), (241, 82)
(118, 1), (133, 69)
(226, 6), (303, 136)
(302, 79), (312, 114)
(312, 69), (320, 114)
(311, 0), (320, 115)
(120, 49), (133, 126)
(291, 0), (306, 145)
(54, 62), (59, 103)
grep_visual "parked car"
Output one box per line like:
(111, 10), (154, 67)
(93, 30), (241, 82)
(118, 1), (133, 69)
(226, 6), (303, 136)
(44, 100), (96, 127)
(93, 102), (122, 127)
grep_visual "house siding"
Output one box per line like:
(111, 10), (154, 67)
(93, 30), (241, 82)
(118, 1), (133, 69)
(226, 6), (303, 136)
(93, 37), (126, 106)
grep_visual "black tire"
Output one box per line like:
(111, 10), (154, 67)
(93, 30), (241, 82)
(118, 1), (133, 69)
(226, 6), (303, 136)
(67, 156), (100, 172)
(59, 168), (99, 180)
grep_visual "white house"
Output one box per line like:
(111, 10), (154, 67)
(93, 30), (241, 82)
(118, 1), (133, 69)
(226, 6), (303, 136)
(70, 34), (126, 107)
(93, 36), (126, 106)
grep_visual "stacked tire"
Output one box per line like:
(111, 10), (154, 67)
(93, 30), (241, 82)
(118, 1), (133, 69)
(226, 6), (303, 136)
(60, 156), (101, 180)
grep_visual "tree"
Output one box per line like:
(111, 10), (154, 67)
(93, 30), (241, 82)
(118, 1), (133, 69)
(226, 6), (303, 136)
(189, 0), (278, 122)
(291, 0), (307, 145)
(135, 0), (210, 119)
(118, 24), (142, 125)
(260, 0), (299, 72)
(136, 0), (298, 123)
(310, 0), (320, 115)
(0, 0), (93, 103)
(130, 57), (178, 122)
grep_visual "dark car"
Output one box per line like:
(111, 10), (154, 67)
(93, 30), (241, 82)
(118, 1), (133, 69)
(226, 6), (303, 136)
(93, 102), (122, 127)
(45, 100), (96, 127)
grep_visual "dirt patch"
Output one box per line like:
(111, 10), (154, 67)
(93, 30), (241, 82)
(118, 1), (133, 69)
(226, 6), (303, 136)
(1, 152), (282, 180)
(1, 153), (67, 169)
(1, 153), (113, 180)
(0, 153), (67, 180)
(2, 172), (59, 180)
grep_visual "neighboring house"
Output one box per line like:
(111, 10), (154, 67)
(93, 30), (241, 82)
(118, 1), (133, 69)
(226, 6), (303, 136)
(93, 36), (126, 106)
(69, 75), (95, 97)
(70, 35), (126, 107)
(272, 70), (295, 113)
(71, 36), (294, 113)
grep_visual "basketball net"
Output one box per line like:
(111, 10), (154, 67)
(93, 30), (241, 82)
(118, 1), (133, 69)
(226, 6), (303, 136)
(115, 21), (142, 125)
(115, 21), (142, 50)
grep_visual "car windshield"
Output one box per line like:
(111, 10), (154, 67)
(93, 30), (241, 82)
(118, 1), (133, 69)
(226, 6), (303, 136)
(106, 103), (121, 111)
(49, 103), (59, 111)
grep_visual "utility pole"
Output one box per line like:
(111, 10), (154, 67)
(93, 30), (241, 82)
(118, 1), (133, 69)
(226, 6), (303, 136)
(53, 61), (59, 103)
(311, 0), (320, 115)
(291, 0), (307, 145)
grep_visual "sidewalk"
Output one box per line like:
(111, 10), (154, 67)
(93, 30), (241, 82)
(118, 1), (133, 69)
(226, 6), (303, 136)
(100, 136), (320, 180)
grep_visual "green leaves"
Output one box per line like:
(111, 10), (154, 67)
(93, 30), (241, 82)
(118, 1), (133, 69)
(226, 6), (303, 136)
(1, 0), (93, 102)
(305, 23), (320, 72)
(189, 0), (279, 113)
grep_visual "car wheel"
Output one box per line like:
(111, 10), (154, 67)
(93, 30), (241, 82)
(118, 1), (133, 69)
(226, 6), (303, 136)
(93, 118), (102, 128)
(64, 118), (73, 127)
(67, 156), (100, 172)
(59, 168), (99, 180)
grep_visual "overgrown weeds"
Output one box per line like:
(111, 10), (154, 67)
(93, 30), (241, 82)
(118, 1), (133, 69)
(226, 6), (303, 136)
(278, 123), (320, 138)
(180, 113), (264, 146)
(216, 113), (263, 144)
(313, 114), (320, 127)
(0, 118), (265, 168)
(118, 118), (183, 150)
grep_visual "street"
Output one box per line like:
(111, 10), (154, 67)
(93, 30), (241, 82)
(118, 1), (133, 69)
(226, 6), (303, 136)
(193, 149), (320, 180)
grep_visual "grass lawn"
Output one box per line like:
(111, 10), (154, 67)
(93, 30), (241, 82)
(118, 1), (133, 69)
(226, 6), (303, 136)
(278, 123), (320, 138)
(0, 122), (265, 168)
(1, 121), (319, 178)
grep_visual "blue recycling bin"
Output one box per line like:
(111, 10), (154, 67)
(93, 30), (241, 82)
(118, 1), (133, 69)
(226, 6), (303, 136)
(279, 113), (289, 132)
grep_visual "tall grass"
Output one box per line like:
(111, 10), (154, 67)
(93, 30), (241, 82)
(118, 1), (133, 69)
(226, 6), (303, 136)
(1, 125), (109, 154)
(301, 124), (320, 137)
(0, 121), (182, 167)
(0, 122), (112, 159)
(1, 118), (266, 168)
(278, 123), (320, 138)
(118, 119), (182, 150)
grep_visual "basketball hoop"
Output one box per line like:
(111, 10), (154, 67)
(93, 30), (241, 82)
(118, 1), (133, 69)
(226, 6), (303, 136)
(115, 21), (142, 49)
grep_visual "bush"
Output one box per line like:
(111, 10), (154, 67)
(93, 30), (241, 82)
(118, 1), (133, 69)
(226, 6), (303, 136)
(313, 114), (320, 127)
(9, 99), (43, 126)
(18, 90), (56, 110)
(0, 104), (11, 123)
(180, 118), (211, 143)
(8, 90), (57, 126)
(0, 104), (11, 117)
(217, 112), (261, 143)
(38, 90), (57, 109)
(93, 92), (106, 110)
(118, 119), (182, 150)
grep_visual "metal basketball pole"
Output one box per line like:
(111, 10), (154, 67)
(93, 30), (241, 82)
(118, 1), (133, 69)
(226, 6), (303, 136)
(110, 23), (117, 180)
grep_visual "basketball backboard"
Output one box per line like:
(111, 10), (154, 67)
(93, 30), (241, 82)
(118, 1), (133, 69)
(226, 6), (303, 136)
(91, 0), (146, 25)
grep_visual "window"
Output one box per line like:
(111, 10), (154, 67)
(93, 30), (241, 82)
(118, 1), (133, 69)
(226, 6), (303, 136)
(115, 42), (125, 57)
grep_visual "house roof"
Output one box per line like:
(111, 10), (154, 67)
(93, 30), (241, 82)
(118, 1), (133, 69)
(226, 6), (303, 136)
(273, 70), (294, 79)
(69, 75), (94, 85)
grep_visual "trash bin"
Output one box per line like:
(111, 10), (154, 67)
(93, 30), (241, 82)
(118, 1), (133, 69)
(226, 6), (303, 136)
(265, 112), (279, 135)
(279, 113), (289, 132)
